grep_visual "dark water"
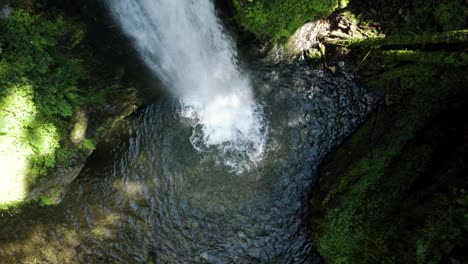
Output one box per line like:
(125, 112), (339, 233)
(0, 62), (374, 263)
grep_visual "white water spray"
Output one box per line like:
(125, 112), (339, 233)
(106, 0), (267, 173)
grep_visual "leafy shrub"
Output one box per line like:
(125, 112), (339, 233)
(80, 138), (96, 151)
(402, 0), (466, 33)
(311, 52), (468, 264)
(1, 9), (87, 118)
(0, 8), (92, 187)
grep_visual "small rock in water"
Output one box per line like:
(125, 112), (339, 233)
(398, 8), (404, 16)
(191, 221), (200, 229)
(200, 252), (209, 261)
(237, 231), (248, 240)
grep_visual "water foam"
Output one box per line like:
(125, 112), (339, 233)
(106, 0), (267, 173)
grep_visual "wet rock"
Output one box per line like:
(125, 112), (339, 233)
(237, 231), (248, 240)
(200, 252), (209, 261)
(0, 5), (12, 19)
(266, 20), (330, 63)
(398, 8), (404, 16)
(247, 248), (262, 259)
(70, 108), (88, 145)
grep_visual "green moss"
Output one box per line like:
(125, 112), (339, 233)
(335, 30), (468, 48)
(308, 3), (466, 259)
(317, 143), (433, 263)
(311, 55), (467, 263)
(381, 50), (468, 66)
(38, 196), (54, 206)
(80, 138), (96, 151)
(305, 48), (323, 66)
(407, 0), (466, 33)
(232, 0), (341, 42)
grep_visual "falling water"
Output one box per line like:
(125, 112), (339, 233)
(106, 0), (267, 173)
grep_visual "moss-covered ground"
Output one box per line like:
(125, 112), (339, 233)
(307, 0), (468, 262)
(311, 63), (468, 263)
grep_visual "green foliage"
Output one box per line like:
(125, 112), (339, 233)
(0, 9), (85, 183)
(406, 0), (466, 32)
(413, 196), (463, 263)
(38, 196), (54, 206)
(0, 8), (110, 206)
(0, 2), (142, 209)
(80, 138), (96, 151)
(311, 54), (467, 263)
(232, 0), (343, 42)
(229, 0), (467, 261)
(0, 9), (87, 118)
(26, 121), (60, 178)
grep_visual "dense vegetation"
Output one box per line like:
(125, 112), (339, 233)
(232, 0), (348, 42)
(306, 0), (468, 263)
(312, 62), (467, 263)
(0, 8), (89, 206)
(0, 2), (141, 208)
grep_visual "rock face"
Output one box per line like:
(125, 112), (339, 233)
(70, 109), (88, 146)
(267, 20), (330, 63)
(0, 5), (12, 19)
(25, 161), (87, 204)
(286, 21), (330, 58)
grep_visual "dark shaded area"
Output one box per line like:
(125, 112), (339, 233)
(311, 82), (468, 262)
(346, 0), (467, 34)
(309, 0), (468, 262)
(41, 0), (164, 101)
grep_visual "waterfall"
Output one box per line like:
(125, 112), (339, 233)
(106, 0), (267, 173)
